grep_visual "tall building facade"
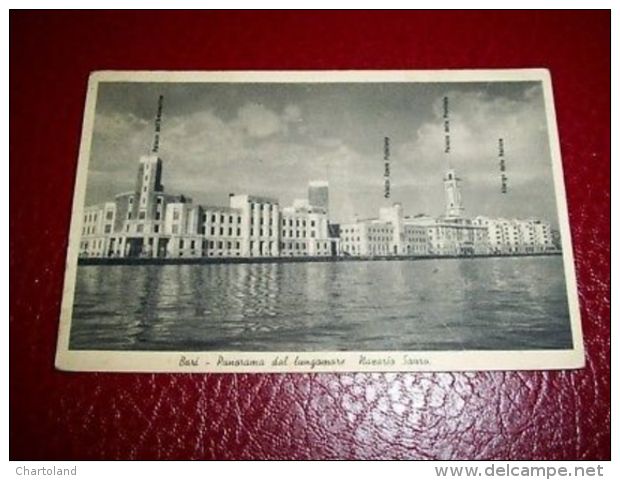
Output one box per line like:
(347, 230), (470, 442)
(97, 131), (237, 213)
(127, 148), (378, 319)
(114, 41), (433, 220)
(308, 180), (329, 214)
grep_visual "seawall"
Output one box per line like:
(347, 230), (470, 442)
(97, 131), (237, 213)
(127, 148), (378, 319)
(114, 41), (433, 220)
(77, 251), (563, 266)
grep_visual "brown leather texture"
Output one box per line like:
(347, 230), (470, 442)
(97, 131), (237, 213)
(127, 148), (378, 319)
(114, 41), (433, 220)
(10, 11), (610, 460)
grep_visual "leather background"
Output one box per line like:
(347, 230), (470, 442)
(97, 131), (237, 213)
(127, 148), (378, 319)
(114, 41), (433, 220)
(10, 11), (610, 460)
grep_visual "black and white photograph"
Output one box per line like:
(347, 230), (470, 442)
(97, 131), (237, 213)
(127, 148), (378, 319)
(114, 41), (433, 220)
(55, 70), (583, 372)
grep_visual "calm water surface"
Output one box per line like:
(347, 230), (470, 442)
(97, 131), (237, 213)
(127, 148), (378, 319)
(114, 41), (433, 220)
(69, 256), (573, 351)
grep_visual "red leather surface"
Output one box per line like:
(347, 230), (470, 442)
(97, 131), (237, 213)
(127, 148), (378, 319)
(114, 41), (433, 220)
(10, 11), (610, 460)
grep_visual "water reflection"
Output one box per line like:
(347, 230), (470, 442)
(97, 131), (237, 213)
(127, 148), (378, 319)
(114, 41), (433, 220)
(70, 257), (573, 351)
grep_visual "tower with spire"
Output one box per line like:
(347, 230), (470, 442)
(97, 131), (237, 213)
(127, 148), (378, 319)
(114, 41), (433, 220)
(443, 168), (464, 218)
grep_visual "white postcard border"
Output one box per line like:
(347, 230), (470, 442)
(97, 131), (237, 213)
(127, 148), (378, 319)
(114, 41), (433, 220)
(55, 69), (585, 373)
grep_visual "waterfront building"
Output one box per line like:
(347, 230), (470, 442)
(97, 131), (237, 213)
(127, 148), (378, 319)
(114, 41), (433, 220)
(229, 194), (280, 257)
(404, 215), (489, 256)
(472, 216), (555, 254)
(402, 222), (429, 255)
(163, 201), (205, 258)
(82, 154), (205, 259)
(339, 222), (367, 256)
(78, 142), (557, 260)
(202, 204), (244, 257)
(339, 219), (394, 257)
(379, 203), (404, 255)
(79, 202), (116, 257)
(280, 181), (336, 257)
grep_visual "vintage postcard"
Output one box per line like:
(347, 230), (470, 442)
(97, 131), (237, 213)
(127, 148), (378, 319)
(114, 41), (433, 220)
(55, 69), (584, 372)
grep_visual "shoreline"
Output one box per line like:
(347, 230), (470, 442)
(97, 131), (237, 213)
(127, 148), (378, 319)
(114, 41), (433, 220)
(77, 251), (562, 266)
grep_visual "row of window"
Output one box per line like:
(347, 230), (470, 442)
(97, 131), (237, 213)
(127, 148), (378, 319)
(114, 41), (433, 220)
(204, 213), (242, 225)
(367, 236), (391, 243)
(127, 210), (162, 221)
(281, 241), (331, 250)
(281, 218), (317, 228)
(209, 226), (242, 237)
(207, 240), (241, 250)
(282, 229), (318, 239)
(80, 239), (105, 251)
(82, 224), (113, 236)
(176, 239), (203, 250)
(405, 236), (426, 244)
(342, 236), (361, 242)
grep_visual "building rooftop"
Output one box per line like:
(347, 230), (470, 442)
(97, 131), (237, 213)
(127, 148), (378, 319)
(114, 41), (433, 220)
(308, 180), (329, 187)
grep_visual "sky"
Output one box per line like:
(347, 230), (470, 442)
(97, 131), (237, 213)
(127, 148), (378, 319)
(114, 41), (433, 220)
(85, 80), (560, 227)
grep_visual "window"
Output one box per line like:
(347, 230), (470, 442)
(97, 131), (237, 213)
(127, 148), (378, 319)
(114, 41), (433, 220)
(236, 241), (240, 249)
(137, 224), (144, 233)
(229, 227), (233, 236)
(227, 241), (232, 249)
(173, 211), (180, 220)
(237, 228), (241, 236)
(218, 241), (223, 249)
(220, 215), (225, 223)
(191, 240), (195, 249)
(139, 211), (146, 220)
(155, 212), (161, 220)
(311, 220), (315, 227)
(172, 225), (178, 234)
(211, 227), (215, 235)
(106, 211), (114, 220)
(209, 241), (214, 248)
(229, 215), (233, 223)
(104, 225), (112, 234)
(237, 216), (241, 224)
(179, 239), (184, 249)
(220, 227), (224, 235)
(154, 225), (159, 233)
(211, 214), (216, 223)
